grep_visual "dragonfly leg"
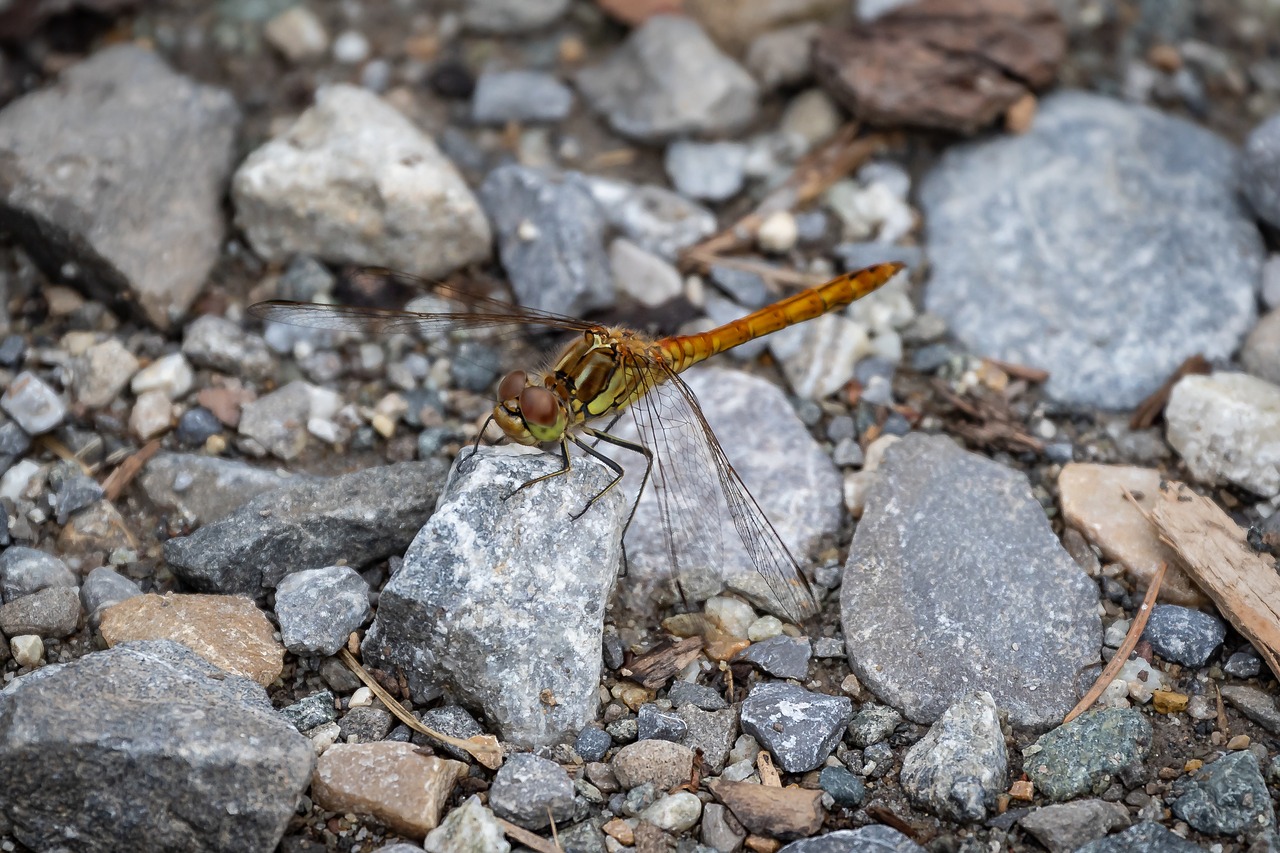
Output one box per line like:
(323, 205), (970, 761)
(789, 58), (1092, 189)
(578, 427), (654, 546)
(505, 436), (572, 501)
(463, 414), (496, 469)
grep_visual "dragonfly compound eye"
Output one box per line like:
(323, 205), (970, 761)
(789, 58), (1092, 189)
(519, 386), (559, 428)
(496, 370), (527, 402)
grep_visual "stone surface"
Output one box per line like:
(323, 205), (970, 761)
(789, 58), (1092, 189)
(0, 371), (65, 435)
(637, 703), (687, 742)
(478, 165), (614, 318)
(734, 635), (811, 680)
(843, 434), (1100, 728)
(0, 641), (312, 853)
(1243, 308), (1280, 385)
(233, 85), (491, 279)
(163, 460), (447, 596)
(488, 752), (576, 831)
(664, 140), (748, 202)
(0, 547), (75, 603)
(423, 795), (509, 853)
(778, 826), (925, 852)
(238, 380), (341, 461)
(899, 691), (1007, 822)
(919, 91), (1261, 408)
(471, 70), (573, 125)
(274, 565), (370, 657)
(1165, 372), (1280, 497)
(611, 739), (696, 790)
(1244, 110), (1280, 228)
(1058, 463), (1206, 606)
(1017, 800), (1132, 853)
(1220, 685), (1280, 734)
(705, 778), (824, 839)
(1171, 750), (1276, 836)
(363, 447), (625, 748)
(848, 704), (901, 747)
(613, 368), (842, 623)
(462, 0), (568, 33)
(584, 176), (717, 261)
(1024, 708), (1152, 801)
(71, 339), (139, 408)
(0, 586), (80, 638)
(739, 681), (852, 773)
(609, 238), (683, 308)
(1073, 821), (1203, 853)
(311, 741), (467, 838)
(98, 593), (284, 686)
(577, 15), (759, 142)
(140, 452), (300, 526)
(182, 314), (275, 383)
(0, 45), (239, 328)
(676, 705), (737, 773)
(80, 566), (142, 628)
(1142, 604), (1226, 667)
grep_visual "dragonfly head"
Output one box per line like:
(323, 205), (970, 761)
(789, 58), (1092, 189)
(492, 370), (567, 445)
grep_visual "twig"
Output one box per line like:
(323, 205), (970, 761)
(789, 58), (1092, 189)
(1129, 354), (1211, 430)
(337, 648), (503, 769)
(101, 439), (161, 502)
(681, 249), (823, 290)
(498, 818), (563, 853)
(981, 357), (1049, 384)
(36, 434), (94, 474)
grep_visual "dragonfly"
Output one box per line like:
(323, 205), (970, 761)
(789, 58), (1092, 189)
(249, 261), (906, 623)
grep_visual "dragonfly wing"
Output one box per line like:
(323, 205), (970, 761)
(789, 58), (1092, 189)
(248, 300), (598, 340)
(620, 359), (818, 624)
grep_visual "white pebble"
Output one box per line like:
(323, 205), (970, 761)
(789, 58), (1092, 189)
(757, 210), (798, 253)
(705, 596), (756, 639)
(332, 30), (370, 65)
(129, 390), (173, 440)
(11, 634), (44, 667)
(747, 615), (784, 642)
(639, 791), (702, 832)
(130, 352), (195, 399)
(0, 459), (41, 503)
(349, 686), (374, 707)
(1104, 619), (1130, 648)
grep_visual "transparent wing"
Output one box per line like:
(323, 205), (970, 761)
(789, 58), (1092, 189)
(621, 357), (819, 624)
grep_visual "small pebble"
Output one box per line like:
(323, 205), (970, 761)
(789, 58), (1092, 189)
(332, 30), (370, 65)
(757, 210), (798, 253)
(11, 634), (43, 666)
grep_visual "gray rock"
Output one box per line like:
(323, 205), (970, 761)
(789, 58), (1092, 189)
(140, 452), (301, 526)
(0, 586), (81, 638)
(233, 85), (491, 279)
(1224, 650), (1263, 679)
(1018, 800), (1132, 853)
(575, 727), (612, 763)
(920, 91), (1261, 408)
(612, 368), (841, 623)
(611, 739), (695, 791)
(70, 339), (139, 408)
(238, 380), (340, 461)
(746, 22), (821, 92)
(1024, 708), (1152, 801)
(739, 681), (852, 773)
(842, 434), (1100, 729)
(280, 691), (337, 732)
(701, 803), (747, 851)
(899, 691), (1007, 822)
(80, 566), (142, 627)
(182, 315), (275, 383)
(0, 640), (313, 853)
(338, 705), (392, 743)
(363, 447), (625, 747)
(1244, 111), (1280, 227)
(0, 371), (65, 435)
(708, 264), (770, 308)
(609, 238), (683, 308)
(1171, 750), (1276, 836)
(472, 70), (573, 125)
(819, 765), (866, 808)
(423, 794), (509, 853)
(478, 165), (614, 318)
(668, 679), (728, 711)
(0, 547), (75, 603)
(0, 46), (239, 329)
(847, 704), (901, 748)
(583, 176), (716, 261)
(734, 635), (811, 680)
(274, 566), (370, 657)
(1142, 604), (1226, 667)
(164, 460), (448, 596)
(637, 703), (687, 742)
(1220, 685), (1280, 734)
(664, 140), (749, 202)
(413, 705), (486, 762)
(676, 705), (737, 774)
(1073, 821), (1203, 853)
(835, 242), (925, 274)
(488, 752), (576, 831)
(577, 15), (758, 143)
(1243, 308), (1280, 385)
(777, 826), (925, 853)
(53, 472), (104, 523)
(1166, 373), (1280, 498)
(462, 0), (568, 33)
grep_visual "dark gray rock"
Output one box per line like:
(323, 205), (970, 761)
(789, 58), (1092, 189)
(739, 682), (852, 773)
(182, 315), (275, 383)
(0, 372), (65, 435)
(275, 565), (370, 656)
(920, 91), (1261, 408)
(899, 691), (1007, 822)
(1024, 709), (1152, 801)
(363, 447), (625, 748)
(1171, 750), (1275, 836)
(175, 407), (223, 446)
(488, 752), (576, 831)
(80, 566), (142, 628)
(819, 766), (866, 808)
(1017, 799), (1131, 853)
(676, 705), (736, 774)
(281, 691), (337, 732)
(164, 460), (448, 596)
(734, 635), (811, 680)
(53, 473), (104, 523)
(664, 141), (749, 202)
(842, 433), (1100, 729)
(471, 70), (573, 125)
(413, 705), (486, 762)
(667, 679), (729, 711)
(141, 452), (302, 526)
(0, 586), (80, 638)
(1073, 821), (1205, 852)
(478, 165), (614, 318)
(777, 826), (925, 853)
(1224, 649), (1263, 679)
(0, 546), (75, 603)
(577, 15), (758, 143)
(1142, 604), (1226, 667)
(1221, 685), (1280, 734)
(0, 45), (239, 329)
(862, 740), (894, 778)
(847, 704), (901, 748)
(575, 727), (612, 763)
(637, 703), (686, 742)
(338, 705), (393, 743)
(0, 640), (313, 853)
(238, 380), (339, 461)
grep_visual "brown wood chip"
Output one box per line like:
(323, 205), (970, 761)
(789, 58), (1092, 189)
(625, 636), (704, 689)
